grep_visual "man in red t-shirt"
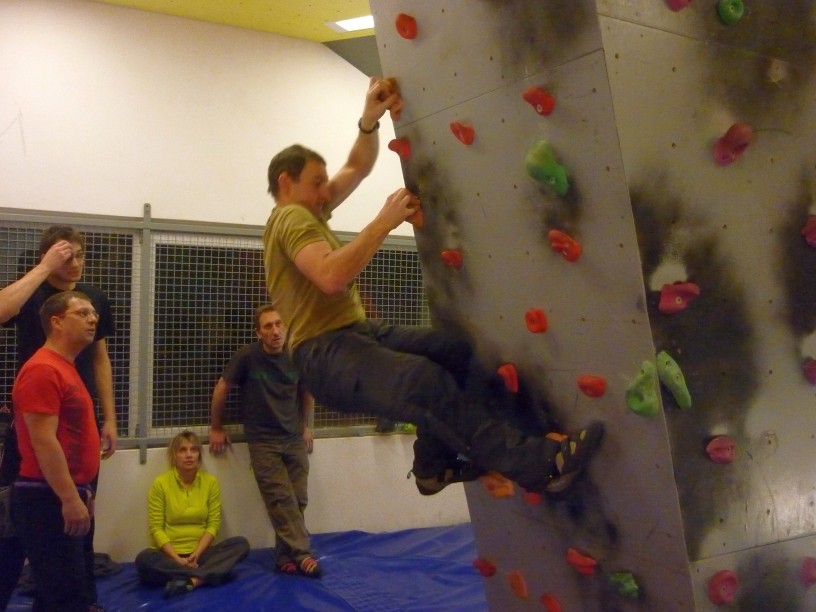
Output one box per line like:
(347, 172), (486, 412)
(10, 290), (101, 611)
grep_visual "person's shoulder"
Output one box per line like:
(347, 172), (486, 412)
(198, 470), (219, 487)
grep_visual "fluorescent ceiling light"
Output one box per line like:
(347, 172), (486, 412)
(325, 15), (374, 33)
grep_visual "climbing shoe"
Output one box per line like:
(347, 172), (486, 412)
(544, 422), (605, 494)
(410, 462), (483, 496)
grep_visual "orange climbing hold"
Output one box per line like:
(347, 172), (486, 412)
(565, 548), (597, 576)
(547, 229), (582, 262)
(395, 13), (418, 39)
(472, 557), (497, 578)
(578, 375), (607, 398)
(659, 282), (700, 314)
(450, 121), (475, 145)
(441, 249), (462, 269)
(522, 86), (556, 116)
(388, 138), (411, 160)
(507, 570), (529, 599)
(479, 471), (515, 498)
(497, 363), (518, 393)
(708, 570), (739, 604)
(524, 308), (548, 333)
(540, 594), (563, 612)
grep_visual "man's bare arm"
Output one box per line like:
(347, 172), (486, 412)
(0, 241), (73, 323)
(295, 188), (419, 294)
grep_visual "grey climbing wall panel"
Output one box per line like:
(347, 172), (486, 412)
(373, 0), (816, 610)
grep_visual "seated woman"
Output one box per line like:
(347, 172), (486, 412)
(135, 431), (250, 598)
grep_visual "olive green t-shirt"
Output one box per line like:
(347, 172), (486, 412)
(263, 204), (366, 351)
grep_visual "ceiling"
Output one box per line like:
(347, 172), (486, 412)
(91, 0), (376, 43)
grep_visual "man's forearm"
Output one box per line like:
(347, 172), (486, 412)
(0, 262), (51, 323)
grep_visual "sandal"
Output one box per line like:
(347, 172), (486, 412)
(275, 561), (298, 575)
(297, 555), (322, 578)
(545, 421), (604, 494)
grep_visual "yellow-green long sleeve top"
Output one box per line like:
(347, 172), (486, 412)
(147, 468), (221, 554)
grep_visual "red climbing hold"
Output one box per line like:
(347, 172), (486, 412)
(713, 122), (753, 166)
(472, 557), (497, 578)
(804, 358), (816, 385)
(441, 249), (462, 269)
(801, 557), (816, 587)
(507, 570), (529, 599)
(708, 570), (739, 605)
(548, 229), (582, 262)
(659, 282), (701, 314)
(388, 138), (411, 160)
(540, 594), (563, 612)
(578, 375), (607, 398)
(395, 13), (418, 39)
(524, 308), (548, 333)
(706, 436), (736, 464)
(522, 86), (556, 116)
(450, 121), (475, 145)
(497, 363), (519, 393)
(665, 0), (693, 10)
(565, 548), (597, 576)
(801, 215), (816, 248)
(522, 490), (542, 505)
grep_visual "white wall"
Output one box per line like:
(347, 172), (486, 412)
(0, 0), (412, 235)
(96, 438), (469, 562)
(0, 0), (469, 560)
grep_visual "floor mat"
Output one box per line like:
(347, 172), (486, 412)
(8, 523), (487, 611)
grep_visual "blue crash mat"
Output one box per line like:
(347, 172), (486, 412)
(8, 523), (488, 611)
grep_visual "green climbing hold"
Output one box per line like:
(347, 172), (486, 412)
(717, 0), (744, 25)
(625, 360), (659, 417)
(610, 572), (640, 599)
(525, 140), (569, 197)
(656, 350), (692, 409)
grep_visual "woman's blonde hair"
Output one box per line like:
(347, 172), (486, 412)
(167, 430), (203, 468)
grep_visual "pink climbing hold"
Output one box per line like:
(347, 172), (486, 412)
(522, 86), (556, 116)
(665, 0), (693, 11)
(713, 122), (753, 166)
(801, 557), (816, 587)
(708, 570), (739, 605)
(801, 215), (816, 248)
(706, 436), (736, 464)
(804, 358), (816, 385)
(658, 282), (701, 314)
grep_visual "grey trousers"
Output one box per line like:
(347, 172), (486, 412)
(135, 536), (249, 586)
(248, 435), (311, 565)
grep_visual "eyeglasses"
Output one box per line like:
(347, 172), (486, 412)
(58, 308), (99, 320)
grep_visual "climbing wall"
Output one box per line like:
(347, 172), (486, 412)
(372, 1), (816, 610)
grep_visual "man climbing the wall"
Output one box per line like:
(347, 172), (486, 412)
(263, 77), (604, 496)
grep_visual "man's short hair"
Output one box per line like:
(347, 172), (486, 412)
(167, 431), (203, 468)
(267, 144), (326, 198)
(39, 290), (92, 335)
(38, 225), (85, 258)
(253, 304), (279, 330)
